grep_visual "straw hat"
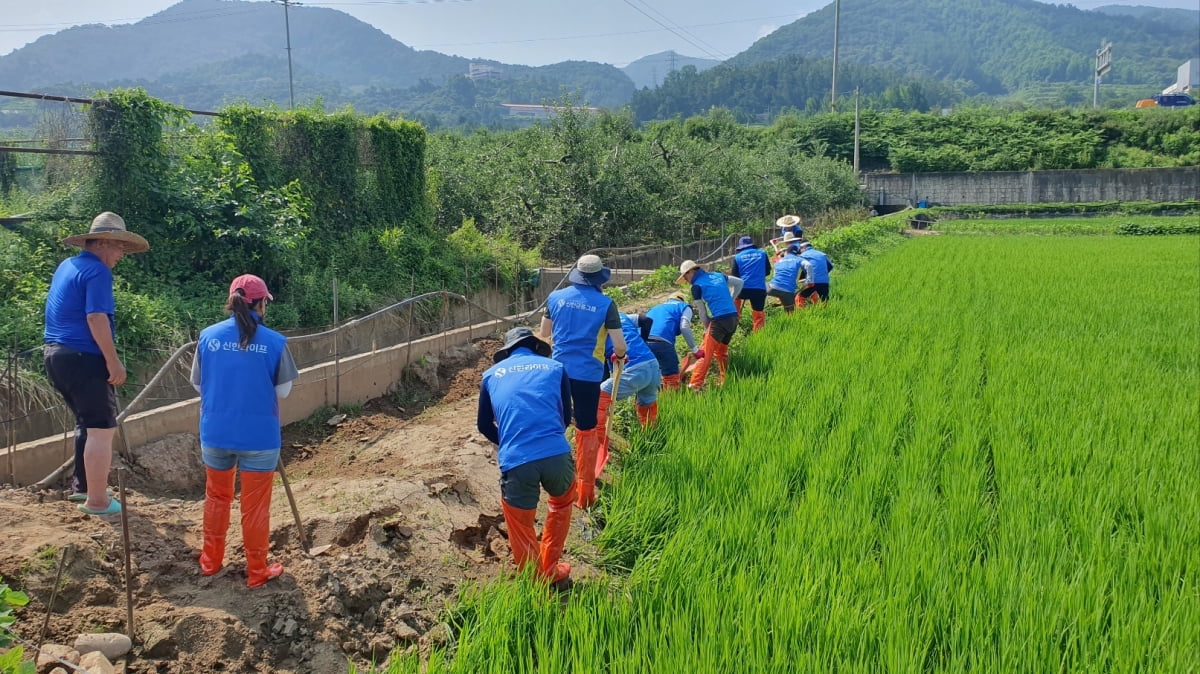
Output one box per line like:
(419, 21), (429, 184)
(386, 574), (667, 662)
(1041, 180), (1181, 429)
(776, 214), (801, 229)
(676, 259), (701, 283)
(780, 231), (805, 245)
(669, 292), (688, 303)
(567, 254), (612, 287)
(62, 212), (149, 253)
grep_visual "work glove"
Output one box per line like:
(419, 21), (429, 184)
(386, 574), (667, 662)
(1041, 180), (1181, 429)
(693, 349), (706, 360)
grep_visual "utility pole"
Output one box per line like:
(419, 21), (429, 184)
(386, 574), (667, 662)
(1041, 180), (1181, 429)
(853, 87), (861, 174)
(274, 0), (299, 109)
(831, 0), (841, 111)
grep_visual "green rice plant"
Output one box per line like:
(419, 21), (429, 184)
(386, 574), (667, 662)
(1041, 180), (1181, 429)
(391, 234), (1199, 674)
(934, 214), (1197, 236)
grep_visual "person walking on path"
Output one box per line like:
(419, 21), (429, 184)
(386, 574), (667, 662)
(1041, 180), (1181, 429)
(595, 312), (662, 472)
(477, 327), (576, 584)
(644, 293), (702, 390)
(43, 212), (149, 515)
(767, 243), (805, 313)
(676, 260), (743, 392)
(539, 254), (627, 509)
(730, 235), (771, 332)
(191, 275), (298, 588)
(797, 240), (834, 306)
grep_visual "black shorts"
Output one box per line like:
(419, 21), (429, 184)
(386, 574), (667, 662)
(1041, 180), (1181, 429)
(44, 343), (118, 429)
(737, 287), (767, 311)
(800, 284), (829, 301)
(707, 315), (739, 345)
(568, 378), (601, 430)
(500, 452), (575, 509)
(646, 338), (680, 376)
(767, 287), (796, 309)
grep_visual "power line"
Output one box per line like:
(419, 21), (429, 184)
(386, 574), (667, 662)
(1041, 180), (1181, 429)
(625, 0), (727, 60)
(618, 0), (725, 61)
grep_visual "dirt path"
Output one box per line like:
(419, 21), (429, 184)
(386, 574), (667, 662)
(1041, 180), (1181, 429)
(0, 285), (690, 673)
(0, 336), (609, 673)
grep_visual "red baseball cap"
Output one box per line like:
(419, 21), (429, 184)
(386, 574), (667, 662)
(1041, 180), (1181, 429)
(229, 274), (274, 301)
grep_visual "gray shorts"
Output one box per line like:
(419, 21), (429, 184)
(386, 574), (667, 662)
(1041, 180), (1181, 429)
(500, 452), (575, 509)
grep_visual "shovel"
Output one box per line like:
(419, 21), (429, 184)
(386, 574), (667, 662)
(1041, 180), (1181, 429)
(277, 459), (332, 557)
(594, 357), (624, 475)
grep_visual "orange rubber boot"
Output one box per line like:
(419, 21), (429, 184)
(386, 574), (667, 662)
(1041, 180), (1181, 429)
(751, 310), (766, 332)
(688, 332), (719, 392)
(714, 342), (730, 386)
(636, 402), (658, 427)
(200, 466), (235, 576)
(595, 391), (614, 453)
(537, 485), (576, 583)
(796, 293), (807, 309)
(500, 499), (539, 571)
(734, 297), (744, 319)
(574, 428), (600, 509)
(240, 470), (284, 588)
(661, 373), (681, 390)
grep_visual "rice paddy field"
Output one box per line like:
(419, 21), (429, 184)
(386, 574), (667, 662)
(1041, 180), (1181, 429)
(394, 231), (1200, 674)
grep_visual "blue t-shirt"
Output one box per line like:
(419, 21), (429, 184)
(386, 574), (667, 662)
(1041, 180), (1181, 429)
(800, 248), (833, 284)
(691, 270), (737, 320)
(732, 248), (770, 290)
(478, 348), (572, 472)
(606, 313), (656, 366)
(770, 254), (804, 293)
(193, 315), (297, 451)
(646, 299), (689, 341)
(44, 251), (116, 355)
(545, 284), (620, 382)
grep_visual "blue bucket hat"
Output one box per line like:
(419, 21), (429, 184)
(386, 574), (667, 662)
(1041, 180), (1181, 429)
(567, 254), (612, 287)
(734, 235), (755, 251)
(494, 326), (551, 363)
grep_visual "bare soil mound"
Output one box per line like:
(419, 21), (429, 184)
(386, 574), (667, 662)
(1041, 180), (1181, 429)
(0, 336), (598, 673)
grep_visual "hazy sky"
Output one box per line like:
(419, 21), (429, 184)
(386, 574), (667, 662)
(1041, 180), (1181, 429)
(1, 0), (1197, 66)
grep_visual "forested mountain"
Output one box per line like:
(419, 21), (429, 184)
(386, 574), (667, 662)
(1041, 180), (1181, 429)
(631, 56), (963, 122)
(0, 0), (633, 116)
(730, 0), (1200, 94)
(622, 51), (721, 90)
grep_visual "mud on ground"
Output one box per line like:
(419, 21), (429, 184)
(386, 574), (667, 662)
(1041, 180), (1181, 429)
(0, 336), (603, 673)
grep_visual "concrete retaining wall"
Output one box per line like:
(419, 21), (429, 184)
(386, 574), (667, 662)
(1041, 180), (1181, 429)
(866, 167), (1200, 207)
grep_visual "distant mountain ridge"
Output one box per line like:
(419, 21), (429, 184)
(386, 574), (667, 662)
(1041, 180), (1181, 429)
(621, 51), (721, 90)
(729, 0), (1200, 94)
(0, 0), (633, 112)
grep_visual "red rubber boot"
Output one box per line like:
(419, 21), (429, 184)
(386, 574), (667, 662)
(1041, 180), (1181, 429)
(537, 485), (576, 583)
(574, 428), (600, 509)
(240, 470), (284, 588)
(500, 499), (539, 572)
(688, 331), (720, 392)
(751, 310), (766, 332)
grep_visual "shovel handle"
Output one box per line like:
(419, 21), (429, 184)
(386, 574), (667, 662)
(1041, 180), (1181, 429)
(277, 459), (312, 554)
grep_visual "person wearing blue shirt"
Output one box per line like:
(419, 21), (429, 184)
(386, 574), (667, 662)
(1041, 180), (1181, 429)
(190, 275), (298, 588)
(730, 235), (771, 332)
(594, 312), (662, 474)
(478, 327), (575, 584)
(677, 260), (743, 392)
(768, 243), (806, 313)
(797, 240), (834, 306)
(645, 293), (702, 390)
(43, 212), (149, 516)
(771, 214), (804, 260)
(540, 254), (626, 509)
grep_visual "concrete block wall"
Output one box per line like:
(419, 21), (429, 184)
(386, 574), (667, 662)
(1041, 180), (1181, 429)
(866, 167), (1200, 207)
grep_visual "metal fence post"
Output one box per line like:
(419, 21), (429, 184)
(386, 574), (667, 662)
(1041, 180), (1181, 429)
(332, 276), (340, 409)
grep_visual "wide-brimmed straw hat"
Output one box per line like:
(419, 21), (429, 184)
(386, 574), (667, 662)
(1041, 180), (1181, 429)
(734, 235), (755, 251)
(493, 326), (551, 363)
(669, 292), (688, 303)
(62, 212), (149, 253)
(676, 259), (701, 283)
(780, 231), (805, 245)
(567, 254), (612, 287)
(776, 214), (801, 229)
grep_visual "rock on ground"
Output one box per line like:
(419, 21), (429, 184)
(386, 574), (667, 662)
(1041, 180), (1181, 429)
(77, 651), (116, 674)
(36, 644), (80, 674)
(73, 632), (132, 660)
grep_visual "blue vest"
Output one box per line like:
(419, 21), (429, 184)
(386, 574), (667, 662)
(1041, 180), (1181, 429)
(607, 313), (656, 366)
(546, 284), (614, 382)
(800, 248), (832, 284)
(646, 300), (688, 341)
(197, 316), (289, 451)
(692, 271), (737, 320)
(733, 248), (769, 290)
(482, 349), (571, 472)
(770, 254), (804, 293)
(43, 251), (116, 355)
